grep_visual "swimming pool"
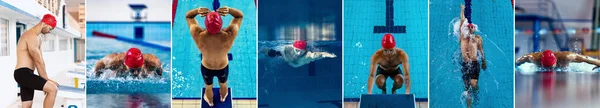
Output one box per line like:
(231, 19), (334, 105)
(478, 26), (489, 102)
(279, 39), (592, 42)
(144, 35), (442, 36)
(171, 0), (257, 99)
(516, 71), (600, 108)
(429, 0), (514, 107)
(258, 0), (342, 107)
(343, 0), (429, 100)
(86, 22), (172, 107)
(258, 41), (343, 107)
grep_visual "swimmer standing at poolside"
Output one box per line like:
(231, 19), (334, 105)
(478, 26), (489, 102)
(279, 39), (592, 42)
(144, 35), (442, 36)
(186, 6), (243, 106)
(14, 14), (60, 108)
(516, 50), (600, 70)
(367, 34), (411, 95)
(93, 48), (163, 78)
(460, 4), (487, 108)
(264, 40), (337, 67)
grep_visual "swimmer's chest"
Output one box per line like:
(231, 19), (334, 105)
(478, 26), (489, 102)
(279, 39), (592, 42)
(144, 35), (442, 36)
(378, 55), (402, 68)
(460, 39), (478, 55)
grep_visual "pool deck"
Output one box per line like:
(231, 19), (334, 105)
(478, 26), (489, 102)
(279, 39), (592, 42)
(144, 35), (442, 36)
(172, 99), (256, 108)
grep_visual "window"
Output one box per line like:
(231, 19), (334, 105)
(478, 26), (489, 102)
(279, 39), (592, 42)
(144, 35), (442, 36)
(0, 18), (8, 56)
(42, 35), (55, 52)
(59, 37), (68, 51)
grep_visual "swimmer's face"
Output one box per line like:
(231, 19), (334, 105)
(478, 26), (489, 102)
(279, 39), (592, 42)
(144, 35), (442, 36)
(41, 25), (53, 34)
(294, 48), (306, 55)
(383, 48), (396, 55)
(468, 26), (475, 34)
(125, 65), (143, 76)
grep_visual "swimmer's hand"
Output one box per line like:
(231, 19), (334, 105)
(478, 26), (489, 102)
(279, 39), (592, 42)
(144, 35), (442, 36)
(482, 61), (487, 70)
(323, 53), (336, 58)
(197, 8), (210, 17)
(217, 6), (230, 16)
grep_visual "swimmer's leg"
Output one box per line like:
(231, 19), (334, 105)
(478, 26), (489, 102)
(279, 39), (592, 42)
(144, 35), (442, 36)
(218, 66), (230, 102)
(204, 84), (214, 107)
(21, 101), (32, 108)
(470, 79), (478, 91)
(201, 65), (215, 107)
(375, 74), (387, 94)
(391, 74), (404, 94)
(43, 81), (58, 108)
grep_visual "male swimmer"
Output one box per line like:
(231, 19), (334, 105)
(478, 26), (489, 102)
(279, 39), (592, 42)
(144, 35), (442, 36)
(265, 40), (337, 67)
(93, 48), (163, 78)
(186, 6), (243, 106)
(516, 50), (600, 70)
(460, 4), (487, 108)
(14, 14), (60, 108)
(367, 34), (411, 95)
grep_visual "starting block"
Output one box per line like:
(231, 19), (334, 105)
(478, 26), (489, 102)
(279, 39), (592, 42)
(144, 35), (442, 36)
(201, 88), (232, 108)
(359, 94), (416, 108)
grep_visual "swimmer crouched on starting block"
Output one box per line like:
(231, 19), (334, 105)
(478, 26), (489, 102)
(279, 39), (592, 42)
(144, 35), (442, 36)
(14, 14), (60, 108)
(367, 34), (411, 95)
(93, 48), (163, 78)
(264, 40), (337, 68)
(186, 6), (243, 106)
(516, 50), (600, 70)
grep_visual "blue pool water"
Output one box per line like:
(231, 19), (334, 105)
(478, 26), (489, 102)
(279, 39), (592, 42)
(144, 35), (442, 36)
(171, 0), (257, 98)
(429, 0), (514, 107)
(343, 0), (429, 100)
(86, 22), (172, 107)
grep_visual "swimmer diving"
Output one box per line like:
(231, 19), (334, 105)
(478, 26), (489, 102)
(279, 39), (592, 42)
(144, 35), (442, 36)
(263, 40), (337, 68)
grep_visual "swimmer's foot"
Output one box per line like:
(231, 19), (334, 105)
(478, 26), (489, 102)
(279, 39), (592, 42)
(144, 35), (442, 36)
(220, 91), (228, 102)
(203, 93), (214, 107)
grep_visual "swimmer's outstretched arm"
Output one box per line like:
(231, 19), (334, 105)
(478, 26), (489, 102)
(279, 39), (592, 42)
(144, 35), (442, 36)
(143, 54), (163, 76)
(515, 54), (534, 65)
(220, 7), (243, 39)
(186, 7), (209, 35)
(367, 52), (381, 94)
(305, 51), (336, 62)
(397, 50), (411, 94)
(571, 53), (600, 69)
(459, 4), (466, 36)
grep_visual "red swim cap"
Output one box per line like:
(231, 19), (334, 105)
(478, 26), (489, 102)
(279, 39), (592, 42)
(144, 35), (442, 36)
(541, 50), (556, 68)
(205, 12), (223, 34)
(382, 34), (396, 49)
(293, 40), (307, 50)
(41, 14), (56, 28)
(467, 23), (474, 28)
(124, 48), (144, 69)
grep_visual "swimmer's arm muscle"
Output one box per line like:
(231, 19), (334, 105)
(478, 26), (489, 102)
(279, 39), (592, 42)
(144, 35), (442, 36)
(459, 4), (465, 35)
(478, 37), (486, 69)
(516, 54), (532, 65)
(27, 38), (48, 79)
(186, 8), (207, 34)
(368, 52), (380, 94)
(399, 50), (411, 94)
(225, 7), (243, 39)
(572, 54), (600, 69)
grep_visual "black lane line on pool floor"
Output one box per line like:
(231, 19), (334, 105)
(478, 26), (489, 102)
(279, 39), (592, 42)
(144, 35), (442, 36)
(373, 0), (406, 33)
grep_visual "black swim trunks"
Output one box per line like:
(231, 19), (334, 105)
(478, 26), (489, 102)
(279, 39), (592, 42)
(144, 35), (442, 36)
(376, 66), (403, 78)
(461, 61), (480, 81)
(201, 64), (229, 85)
(13, 68), (48, 101)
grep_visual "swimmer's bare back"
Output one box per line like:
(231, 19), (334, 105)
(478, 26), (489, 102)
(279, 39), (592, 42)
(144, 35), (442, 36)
(94, 53), (163, 75)
(15, 30), (47, 78)
(186, 7), (243, 70)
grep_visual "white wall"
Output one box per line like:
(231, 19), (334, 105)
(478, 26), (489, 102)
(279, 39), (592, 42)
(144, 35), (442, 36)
(86, 0), (171, 21)
(0, 15), (19, 107)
